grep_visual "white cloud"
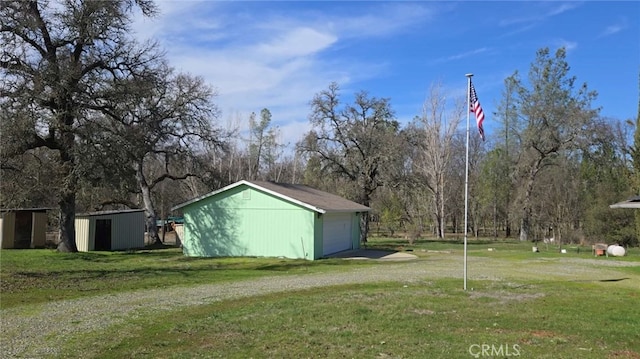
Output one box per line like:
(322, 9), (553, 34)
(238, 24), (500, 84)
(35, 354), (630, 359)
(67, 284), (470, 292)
(129, 2), (435, 148)
(498, 2), (581, 28)
(278, 120), (313, 147)
(256, 27), (337, 60)
(601, 24), (623, 37)
(598, 19), (628, 38)
(131, 1), (207, 41)
(447, 48), (490, 62)
(332, 3), (435, 38)
(552, 39), (578, 52)
(546, 3), (580, 16)
(426, 48), (493, 67)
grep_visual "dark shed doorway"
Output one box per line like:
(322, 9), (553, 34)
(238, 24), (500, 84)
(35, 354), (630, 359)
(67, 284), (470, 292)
(94, 219), (112, 251)
(14, 211), (33, 249)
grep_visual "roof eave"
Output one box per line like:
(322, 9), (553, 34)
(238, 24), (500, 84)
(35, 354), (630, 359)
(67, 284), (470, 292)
(243, 181), (327, 214)
(171, 180), (328, 213)
(609, 202), (640, 209)
(323, 208), (372, 213)
(172, 180), (370, 214)
(171, 180), (249, 211)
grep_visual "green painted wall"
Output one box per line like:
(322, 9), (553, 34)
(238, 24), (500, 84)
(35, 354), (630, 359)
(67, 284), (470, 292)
(313, 213), (323, 257)
(182, 184), (317, 259)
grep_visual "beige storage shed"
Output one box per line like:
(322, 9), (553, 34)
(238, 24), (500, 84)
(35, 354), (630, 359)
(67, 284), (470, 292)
(0, 208), (49, 249)
(75, 209), (145, 251)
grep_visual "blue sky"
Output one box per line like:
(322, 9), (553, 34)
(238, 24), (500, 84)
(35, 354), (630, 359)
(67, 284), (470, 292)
(132, 1), (640, 148)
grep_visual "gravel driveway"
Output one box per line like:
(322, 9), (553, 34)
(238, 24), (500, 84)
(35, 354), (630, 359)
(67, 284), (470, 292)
(1, 255), (637, 358)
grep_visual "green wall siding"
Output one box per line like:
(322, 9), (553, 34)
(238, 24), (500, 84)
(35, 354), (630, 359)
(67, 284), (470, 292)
(182, 185), (317, 259)
(313, 213), (323, 258)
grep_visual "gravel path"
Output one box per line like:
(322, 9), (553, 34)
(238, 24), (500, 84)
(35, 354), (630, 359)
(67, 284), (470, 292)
(1, 255), (637, 358)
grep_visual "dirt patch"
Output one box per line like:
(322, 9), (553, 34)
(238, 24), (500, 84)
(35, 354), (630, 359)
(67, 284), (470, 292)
(329, 249), (417, 261)
(530, 330), (557, 338)
(469, 290), (545, 304)
(145, 231), (180, 246)
(411, 308), (436, 315)
(608, 350), (640, 359)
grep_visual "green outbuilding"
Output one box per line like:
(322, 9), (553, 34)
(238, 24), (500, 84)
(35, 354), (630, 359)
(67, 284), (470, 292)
(171, 180), (370, 260)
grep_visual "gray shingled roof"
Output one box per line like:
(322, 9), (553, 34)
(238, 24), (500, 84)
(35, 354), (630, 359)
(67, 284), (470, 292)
(248, 180), (370, 213)
(172, 180), (370, 213)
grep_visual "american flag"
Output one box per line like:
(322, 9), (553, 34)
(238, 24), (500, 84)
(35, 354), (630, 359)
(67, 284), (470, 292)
(470, 81), (485, 141)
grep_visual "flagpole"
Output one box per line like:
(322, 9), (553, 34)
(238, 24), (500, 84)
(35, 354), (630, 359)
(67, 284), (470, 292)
(464, 73), (473, 291)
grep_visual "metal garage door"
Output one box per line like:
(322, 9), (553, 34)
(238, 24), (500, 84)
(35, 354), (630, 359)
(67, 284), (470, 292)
(323, 213), (352, 256)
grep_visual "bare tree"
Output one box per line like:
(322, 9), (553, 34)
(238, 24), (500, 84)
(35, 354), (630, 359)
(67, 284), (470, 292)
(409, 83), (464, 238)
(1, 0), (158, 251)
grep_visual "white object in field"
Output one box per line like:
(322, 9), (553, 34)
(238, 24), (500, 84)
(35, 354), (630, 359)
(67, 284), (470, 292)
(606, 245), (626, 257)
(561, 249), (567, 254)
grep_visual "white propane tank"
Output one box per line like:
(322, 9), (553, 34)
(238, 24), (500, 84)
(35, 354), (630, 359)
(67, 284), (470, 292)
(606, 245), (626, 257)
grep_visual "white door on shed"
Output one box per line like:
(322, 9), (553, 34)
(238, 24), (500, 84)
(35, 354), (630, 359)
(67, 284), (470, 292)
(322, 212), (353, 255)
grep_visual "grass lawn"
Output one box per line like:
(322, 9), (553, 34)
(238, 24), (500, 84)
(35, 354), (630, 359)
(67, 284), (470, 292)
(68, 279), (640, 359)
(2, 238), (639, 358)
(0, 247), (377, 309)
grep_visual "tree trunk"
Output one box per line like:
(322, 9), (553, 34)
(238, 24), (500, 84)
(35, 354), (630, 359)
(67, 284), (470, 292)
(519, 169), (537, 241)
(493, 201), (498, 238)
(435, 213), (443, 238)
(360, 188), (373, 243)
(57, 191), (78, 252)
(360, 211), (370, 244)
(56, 136), (78, 252)
(135, 163), (161, 245)
(438, 188), (446, 239)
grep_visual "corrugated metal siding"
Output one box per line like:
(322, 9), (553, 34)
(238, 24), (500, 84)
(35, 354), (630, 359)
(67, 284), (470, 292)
(31, 212), (47, 248)
(0, 212), (16, 249)
(183, 185), (316, 259)
(174, 224), (184, 246)
(106, 211), (144, 250)
(1, 211), (50, 249)
(75, 218), (91, 252)
(75, 211), (144, 252)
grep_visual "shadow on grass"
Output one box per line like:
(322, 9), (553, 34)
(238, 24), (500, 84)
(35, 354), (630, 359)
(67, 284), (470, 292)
(254, 257), (375, 271)
(254, 262), (316, 271)
(10, 256), (361, 281)
(328, 249), (402, 259)
(12, 266), (205, 281)
(54, 247), (183, 263)
(569, 278), (630, 283)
